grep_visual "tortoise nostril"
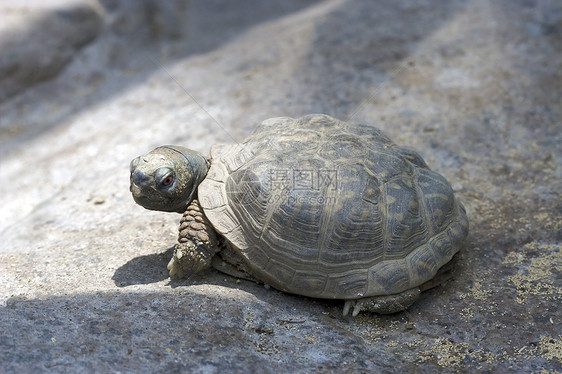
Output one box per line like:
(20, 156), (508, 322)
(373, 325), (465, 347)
(132, 170), (149, 186)
(130, 157), (141, 174)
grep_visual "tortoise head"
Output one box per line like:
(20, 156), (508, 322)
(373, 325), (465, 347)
(129, 146), (208, 213)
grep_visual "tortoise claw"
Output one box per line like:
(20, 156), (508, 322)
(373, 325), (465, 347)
(343, 300), (355, 316)
(168, 256), (189, 278)
(342, 300), (362, 317)
(167, 256), (179, 277)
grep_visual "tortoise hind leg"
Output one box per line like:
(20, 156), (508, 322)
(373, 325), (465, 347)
(211, 240), (261, 283)
(418, 254), (458, 292)
(343, 255), (459, 316)
(343, 288), (421, 317)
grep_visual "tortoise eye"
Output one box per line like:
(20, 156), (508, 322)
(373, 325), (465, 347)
(162, 175), (173, 186)
(155, 167), (174, 188)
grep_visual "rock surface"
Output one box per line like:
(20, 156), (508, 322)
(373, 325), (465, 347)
(0, 0), (560, 372)
(0, 0), (103, 102)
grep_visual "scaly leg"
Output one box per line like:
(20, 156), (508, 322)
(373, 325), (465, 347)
(167, 200), (218, 278)
(343, 288), (421, 317)
(342, 255), (458, 316)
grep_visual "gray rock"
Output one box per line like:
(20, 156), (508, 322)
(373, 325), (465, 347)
(0, 0), (560, 372)
(0, 0), (103, 102)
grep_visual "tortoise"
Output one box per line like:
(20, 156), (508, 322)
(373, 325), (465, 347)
(129, 114), (469, 316)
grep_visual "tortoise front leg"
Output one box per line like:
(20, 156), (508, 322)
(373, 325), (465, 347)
(167, 200), (218, 278)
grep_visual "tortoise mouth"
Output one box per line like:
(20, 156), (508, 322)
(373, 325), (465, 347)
(130, 182), (167, 209)
(133, 194), (181, 212)
(132, 193), (158, 209)
(131, 182), (188, 213)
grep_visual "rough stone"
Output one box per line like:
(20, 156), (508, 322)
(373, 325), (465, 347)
(0, 0), (103, 102)
(0, 0), (560, 372)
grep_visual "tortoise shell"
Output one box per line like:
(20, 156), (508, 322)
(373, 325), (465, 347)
(197, 114), (468, 299)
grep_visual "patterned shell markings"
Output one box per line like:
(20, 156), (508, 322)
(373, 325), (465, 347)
(198, 114), (469, 300)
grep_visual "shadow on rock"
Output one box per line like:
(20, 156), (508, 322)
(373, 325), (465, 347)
(112, 247), (345, 316)
(112, 247), (174, 286)
(112, 248), (251, 290)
